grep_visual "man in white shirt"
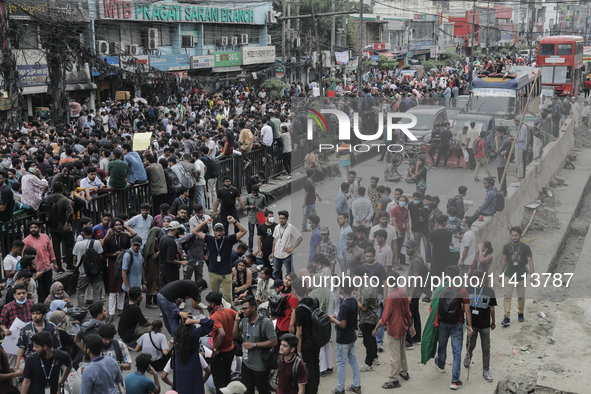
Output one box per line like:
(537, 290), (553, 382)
(459, 216), (477, 275)
(261, 122), (274, 147)
(192, 151), (206, 208)
(271, 210), (303, 279)
(569, 96), (580, 127)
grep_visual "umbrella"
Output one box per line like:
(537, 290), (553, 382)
(69, 102), (81, 115)
(133, 97), (148, 105)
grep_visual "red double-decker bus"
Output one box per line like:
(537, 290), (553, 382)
(537, 35), (584, 96)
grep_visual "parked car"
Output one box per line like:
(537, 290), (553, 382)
(404, 105), (448, 144)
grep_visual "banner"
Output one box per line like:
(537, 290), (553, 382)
(335, 51), (349, 65)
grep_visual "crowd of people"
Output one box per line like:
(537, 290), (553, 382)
(0, 51), (564, 394)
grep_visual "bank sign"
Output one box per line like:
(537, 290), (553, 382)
(100, 0), (255, 24)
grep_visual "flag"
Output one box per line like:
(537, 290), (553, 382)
(325, 82), (337, 97)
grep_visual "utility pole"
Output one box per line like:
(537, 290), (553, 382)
(282, 0), (286, 65)
(469, 0), (476, 85)
(311, 0), (323, 97)
(528, 0), (535, 58)
(358, 0), (363, 131)
(0, 0), (20, 131)
(331, 0), (336, 66)
(287, 0), (291, 82)
(342, 0), (348, 86)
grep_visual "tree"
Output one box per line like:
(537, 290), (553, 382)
(260, 78), (290, 99)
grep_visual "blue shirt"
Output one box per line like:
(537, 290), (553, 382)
(335, 191), (348, 217)
(79, 356), (124, 394)
(309, 229), (321, 262)
(126, 214), (154, 245)
(124, 372), (156, 394)
(516, 124), (528, 150)
(124, 151), (148, 183)
(338, 225), (352, 260)
(478, 187), (497, 216)
(92, 223), (110, 240)
(122, 249), (144, 292)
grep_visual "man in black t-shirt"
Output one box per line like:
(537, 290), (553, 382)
(302, 168), (321, 232)
(159, 221), (185, 286)
(22, 331), (72, 394)
(414, 157), (428, 195)
(157, 279), (208, 336)
(117, 287), (151, 346)
(465, 269), (497, 382)
(435, 122), (453, 168)
(213, 176), (246, 234)
(427, 123), (441, 163)
(255, 211), (277, 270)
(0, 170), (14, 222)
(429, 215), (452, 279)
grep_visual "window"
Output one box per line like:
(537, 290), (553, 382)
(539, 43), (554, 56)
(160, 26), (171, 46)
(16, 23), (39, 49)
(540, 66), (554, 84)
(576, 41), (583, 55)
(96, 23), (121, 43)
(553, 66), (571, 83)
(556, 43), (573, 56)
(203, 25), (261, 46)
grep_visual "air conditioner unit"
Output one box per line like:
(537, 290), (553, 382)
(148, 28), (159, 50)
(96, 40), (109, 55)
(295, 37), (301, 47)
(241, 34), (248, 45)
(110, 41), (125, 54)
(231, 36), (239, 46)
(181, 35), (194, 48)
(128, 44), (139, 56)
(267, 35), (272, 45)
(376, 15), (383, 22)
(221, 36), (228, 46)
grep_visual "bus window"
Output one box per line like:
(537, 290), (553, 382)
(541, 67), (554, 83)
(553, 67), (571, 83)
(539, 44), (555, 56)
(557, 44), (573, 56)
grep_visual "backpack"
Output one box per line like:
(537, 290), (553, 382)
(271, 354), (307, 391)
(114, 249), (133, 279)
(472, 138), (484, 155)
(79, 240), (102, 278)
(255, 316), (278, 370)
(164, 168), (182, 193)
(437, 287), (462, 324)
(43, 194), (65, 228)
(207, 157), (221, 178)
(494, 188), (505, 212)
(268, 293), (289, 317)
(178, 164), (196, 189)
(446, 195), (461, 211)
(297, 296), (332, 348)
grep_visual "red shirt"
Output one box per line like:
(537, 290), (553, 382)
(277, 355), (308, 394)
(210, 306), (238, 353)
(390, 206), (408, 232)
(474, 139), (486, 159)
(276, 293), (298, 332)
(379, 288), (412, 339)
(585, 80), (591, 89)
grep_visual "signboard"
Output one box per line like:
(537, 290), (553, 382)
(191, 55), (214, 69)
(335, 51), (349, 65)
(362, 51), (371, 58)
(212, 66), (241, 72)
(172, 71), (188, 79)
(472, 88), (516, 97)
(371, 55), (379, 61)
(413, 14), (436, 22)
(120, 55), (149, 72)
(546, 56), (565, 63)
(99, 1), (255, 24)
(214, 51), (241, 67)
(242, 46), (275, 65)
(92, 56), (119, 76)
(407, 52), (413, 58)
(275, 65), (285, 78)
(430, 47), (437, 57)
(373, 43), (386, 50)
(346, 58), (358, 70)
(149, 54), (190, 71)
(17, 64), (49, 87)
(7, 0), (90, 22)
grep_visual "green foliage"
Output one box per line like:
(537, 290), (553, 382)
(260, 78), (289, 99)
(325, 77), (341, 85)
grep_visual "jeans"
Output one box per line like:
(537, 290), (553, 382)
(211, 348), (235, 393)
(206, 179), (217, 210)
(196, 185), (206, 208)
(360, 323), (377, 366)
(283, 152), (292, 174)
(157, 293), (177, 336)
(376, 294), (385, 347)
(50, 229), (75, 269)
(36, 268), (53, 303)
(302, 204), (317, 231)
(405, 298), (421, 344)
(412, 231), (431, 264)
(336, 342), (361, 391)
(516, 148), (525, 178)
(242, 364), (270, 394)
(497, 167), (507, 195)
(435, 144), (450, 167)
(474, 157), (492, 180)
(220, 210), (240, 234)
(273, 255), (293, 280)
(467, 327), (491, 371)
(248, 222), (258, 251)
(76, 275), (102, 307)
(437, 322), (464, 382)
(301, 339), (320, 394)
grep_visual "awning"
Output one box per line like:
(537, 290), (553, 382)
(21, 85), (48, 95)
(66, 82), (97, 91)
(377, 51), (398, 59)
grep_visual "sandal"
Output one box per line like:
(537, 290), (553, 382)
(399, 372), (410, 381)
(382, 381), (401, 389)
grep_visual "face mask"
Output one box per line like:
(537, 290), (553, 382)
(399, 202), (406, 208)
(306, 223), (313, 230)
(16, 298), (26, 305)
(29, 167), (36, 173)
(55, 293), (63, 298)
(413, 200), (420, 204)
(423, 205), (429, 209)
(460, 225), (466, 230)
(449, 216), (456, 221)
(268, 217), (275, 223)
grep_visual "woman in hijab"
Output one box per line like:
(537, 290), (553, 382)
(44, 282), (72, 308)
(143, 226), (162, 308)
(48, 310), (74, 354)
